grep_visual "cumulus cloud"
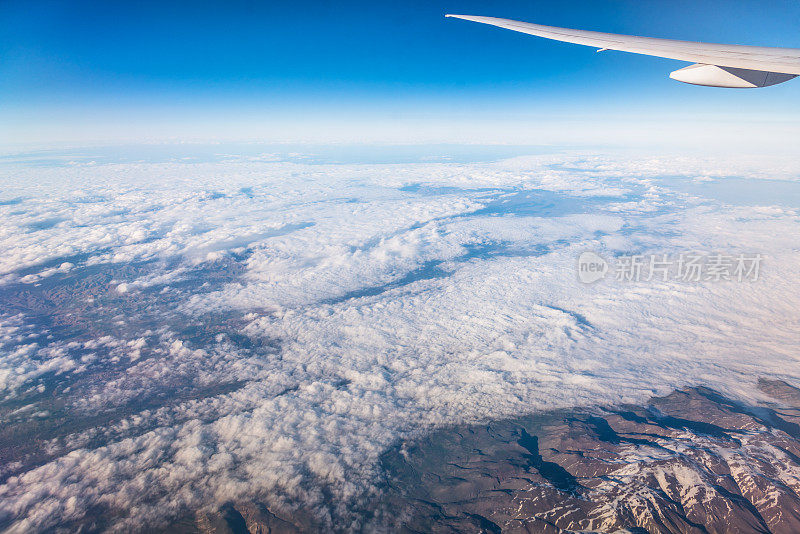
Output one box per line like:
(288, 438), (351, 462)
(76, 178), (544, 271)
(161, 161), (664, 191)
(1, 148), (800, 531)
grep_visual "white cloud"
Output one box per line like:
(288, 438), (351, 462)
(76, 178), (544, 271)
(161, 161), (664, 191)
(1, 148), (800, 531)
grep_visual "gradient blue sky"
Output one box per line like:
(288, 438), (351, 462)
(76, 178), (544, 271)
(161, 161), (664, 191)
(2, 0), (799, 147)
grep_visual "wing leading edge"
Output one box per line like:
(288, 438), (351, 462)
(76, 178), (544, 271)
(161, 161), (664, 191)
(446, 14), (800, 88)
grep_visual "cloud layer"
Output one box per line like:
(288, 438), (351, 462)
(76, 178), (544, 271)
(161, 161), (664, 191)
(1, 148), (799, 531)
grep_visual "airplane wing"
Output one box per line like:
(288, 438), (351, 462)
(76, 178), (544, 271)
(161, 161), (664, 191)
(445, 14), (800, 88)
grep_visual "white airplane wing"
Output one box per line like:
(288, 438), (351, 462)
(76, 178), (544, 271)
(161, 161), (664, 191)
(446, 14), (800, 88)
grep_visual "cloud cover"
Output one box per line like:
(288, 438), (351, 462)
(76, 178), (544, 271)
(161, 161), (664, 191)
(1, 148), (800, 531)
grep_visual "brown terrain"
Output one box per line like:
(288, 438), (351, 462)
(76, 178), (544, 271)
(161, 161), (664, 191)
(190, 379), (800, 534)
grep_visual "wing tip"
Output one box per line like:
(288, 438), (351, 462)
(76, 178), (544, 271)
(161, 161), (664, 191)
(445, 14), (503, 25)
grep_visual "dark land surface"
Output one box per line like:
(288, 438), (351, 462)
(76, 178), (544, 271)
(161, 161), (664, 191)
(186, 380), (800, 534)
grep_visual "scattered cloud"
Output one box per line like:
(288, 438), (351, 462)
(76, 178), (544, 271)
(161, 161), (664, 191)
(1, 148), (800, 530)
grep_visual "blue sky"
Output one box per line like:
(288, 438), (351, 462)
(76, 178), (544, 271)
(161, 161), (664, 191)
(2, 0), (800, 146)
